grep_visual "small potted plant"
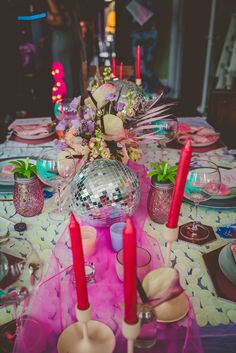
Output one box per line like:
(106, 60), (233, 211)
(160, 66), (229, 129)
(10, 158), (44, 217)
(147, 161), (177, 224)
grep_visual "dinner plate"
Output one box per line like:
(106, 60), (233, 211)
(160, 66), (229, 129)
(203, 247), (236, 304)
(0, 157), (36, 186)
(184, 196), (236, 209)
(206, 187), (236, 200)
(0, 184), (14, 201)
(14, 130), (55, 140)
(177, 135), (219, 147)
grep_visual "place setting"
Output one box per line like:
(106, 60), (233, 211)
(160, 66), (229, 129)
(182, 162), (236, 211)
(7, 117), (56, 145)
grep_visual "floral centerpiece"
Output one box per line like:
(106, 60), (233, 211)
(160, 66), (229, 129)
(58, 69), (173, 164)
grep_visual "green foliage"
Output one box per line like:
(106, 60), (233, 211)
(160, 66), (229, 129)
(9, 158), (37, 179)
(103, 67), (112, 82)
(147, 161), (177, 184)
(106, 141), (123, 161)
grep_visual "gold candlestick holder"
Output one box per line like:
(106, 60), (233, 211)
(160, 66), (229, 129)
(163, 225), (179, 267)
(122, 320), (141, 353)
(57, 305), (116, 353)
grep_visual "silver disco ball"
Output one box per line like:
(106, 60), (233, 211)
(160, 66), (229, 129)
(113, 80), (146, 110)
(71, 159), (140, 227)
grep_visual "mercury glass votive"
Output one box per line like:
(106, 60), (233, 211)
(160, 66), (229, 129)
(13, 175), (44, 217)
(147, 177), (174, 224)
(110, 222), (125, 252)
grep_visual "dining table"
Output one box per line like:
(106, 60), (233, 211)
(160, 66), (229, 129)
(0, 116), (236, 353)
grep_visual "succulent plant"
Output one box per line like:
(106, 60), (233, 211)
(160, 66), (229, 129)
(147, 161), (177, 184)
(10, 158), (37, 179)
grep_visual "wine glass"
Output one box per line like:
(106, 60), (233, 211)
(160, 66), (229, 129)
(0, 237), (43, 352)
(152, 118), (178, 161)
(57, 98), (77, 122)
(0, 252), (9, 281)
(36, 148), (76, 222)
(180, 159), (221, 242)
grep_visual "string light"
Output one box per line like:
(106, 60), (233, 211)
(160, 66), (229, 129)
(51, 62), (66, 103)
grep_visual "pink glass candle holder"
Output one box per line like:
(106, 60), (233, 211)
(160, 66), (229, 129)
(81, 226), (97, 257)
(147, 178), (174, 224)
(13, 175), (44, 217)
(116, 247), (151, 282)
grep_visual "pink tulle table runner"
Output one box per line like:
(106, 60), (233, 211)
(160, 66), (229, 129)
(13, 162), (203, 353)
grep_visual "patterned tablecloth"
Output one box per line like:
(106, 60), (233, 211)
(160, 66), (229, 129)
(0, 138), (236, 339)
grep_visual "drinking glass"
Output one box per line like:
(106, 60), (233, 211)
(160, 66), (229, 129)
(57, 98), (77, 122)
(37, 148), (76, 222)
(116, 247), (151, 282)
(0, 316), (46, 353)
(110, 222), (125, 252)
(152, 118), (178, 161)
(0, 237), (43, 352)
(180, 159), (221, 241)
(135, 304), (157, 349)
(0, 252), (9, 281)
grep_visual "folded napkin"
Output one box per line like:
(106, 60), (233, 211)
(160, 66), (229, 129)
(12, 124), (51, 136)
(8, 117), (52, 130)
(8, 117), (54, 137)
(216, 224), (236, 239)
(178, 123), (220, 144)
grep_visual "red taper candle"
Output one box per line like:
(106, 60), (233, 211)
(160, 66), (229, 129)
(136, 45), (141, 80)
(112, 56), (117, 77)
(119, 62), (123, 80)
(69, 213), (89, 310)
(167, 139), (192, 228)
(123, 218), (138, 325)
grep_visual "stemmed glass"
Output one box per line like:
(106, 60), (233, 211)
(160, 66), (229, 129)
(0, 252), (9, 281)
(180, 159), (221, 241)
(152, 118), (178, 161)
(57, 98), (77, 122)
(0, 237), (43, 353)
(37, 148), (76, 222)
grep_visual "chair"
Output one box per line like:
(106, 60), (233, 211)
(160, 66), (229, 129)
(82, 62), (135, 95)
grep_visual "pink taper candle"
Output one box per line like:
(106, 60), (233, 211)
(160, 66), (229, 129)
(136, 45), (141, 80)
(119, 62), (123, 80)
(167, 140), (192, 228)
(112, 56), (117, 77)
(69, 213), (89, 310)
(123, 218), (138, 325)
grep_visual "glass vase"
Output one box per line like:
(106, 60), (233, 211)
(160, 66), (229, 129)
(147, 176), (174, 224)
(13, 175), (44, 217)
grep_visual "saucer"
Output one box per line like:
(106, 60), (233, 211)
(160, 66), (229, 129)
(153, 292), (189, 323)
(142, 268), (189, 323)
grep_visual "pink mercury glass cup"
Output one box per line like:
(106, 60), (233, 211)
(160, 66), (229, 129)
(116, 247), (151, 282)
